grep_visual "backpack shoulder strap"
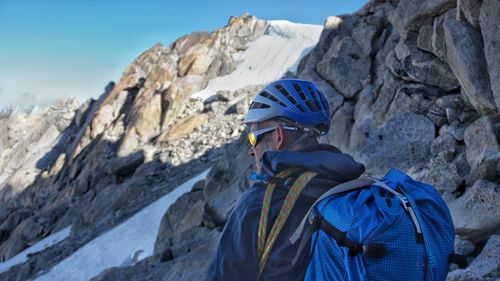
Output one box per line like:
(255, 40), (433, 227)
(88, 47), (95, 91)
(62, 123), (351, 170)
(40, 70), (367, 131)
(289, 177), (374, 245)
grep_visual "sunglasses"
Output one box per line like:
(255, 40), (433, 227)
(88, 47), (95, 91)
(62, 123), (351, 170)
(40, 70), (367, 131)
(247, 125), (298, 148)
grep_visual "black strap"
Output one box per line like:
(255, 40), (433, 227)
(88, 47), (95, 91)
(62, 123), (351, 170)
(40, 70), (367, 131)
(449, 253), (467, 269)
(318, 214), (386, 258)
(318, 216), (363, 256)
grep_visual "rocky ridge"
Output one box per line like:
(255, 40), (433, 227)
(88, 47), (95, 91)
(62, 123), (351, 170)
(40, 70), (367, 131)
(0, 14), (269, 280)
(0, 1), (499, 280)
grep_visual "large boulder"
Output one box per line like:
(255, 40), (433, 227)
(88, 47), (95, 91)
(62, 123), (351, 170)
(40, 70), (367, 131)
(444, 18), (497, 114)
(389, 0), (455, 38)
(105, 151), (145, 176)
(359, 113), (435, 175)
(449, 180), (500, 242)
(448, 234), (500, 280)
(203, 135), (252, 226)
(325, 101), (355, 152)
(464, 116), (500, 183)
(118, 88), (163, 157)
(154, 191), (205, 261)
(158, 114), (209, 143)
(431, 132), (460, 158)
(460, 0), (483, 29)
(454, 235), (476, 257)
(432, 8), (456, 61)
(317, 36), (371, 98)
(386, 40), (459, 91)
(417, 22), (434, 53)
(446, 269), (484, 281)
(479, 0), (500, 112)
(467, 234), (500, 279)
(409, 152), (462, 198)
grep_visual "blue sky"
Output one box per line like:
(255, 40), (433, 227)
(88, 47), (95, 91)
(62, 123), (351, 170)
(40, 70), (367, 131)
(0, 0), (367, 108)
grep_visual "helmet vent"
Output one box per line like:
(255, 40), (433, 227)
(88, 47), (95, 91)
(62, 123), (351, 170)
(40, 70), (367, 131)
(293, 83), (308, 101)
(307, 86), (321, 112)
(275, 84), (305, 113)
(250, 102), (271, 109)
(260, 91), (286, 107)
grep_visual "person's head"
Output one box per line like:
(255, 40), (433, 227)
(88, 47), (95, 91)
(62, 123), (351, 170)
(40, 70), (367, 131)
(245, 79), (330, 172)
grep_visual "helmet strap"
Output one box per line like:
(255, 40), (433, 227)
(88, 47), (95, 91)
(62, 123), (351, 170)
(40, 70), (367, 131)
(263, 138), (271, 152)
(282, 132), (310, 151)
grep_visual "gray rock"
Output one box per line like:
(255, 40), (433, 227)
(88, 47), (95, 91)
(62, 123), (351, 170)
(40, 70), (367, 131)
(105, 151), (145, 176)
(168, 227), (219, 260)
(360, 113), (435, 175)
(437, 92), (477, 125)
(417, 23), (434, 53)
(467, 234), (500, 279)
(161, 231), (220, 280)
(460, 0), (483, 29)
(433, 9), (456, 61)
(17, 216), (45, 245)
(480, 0), (500, 113)
(317, 36), (371, 98)
(0, 206), (8, 226)
(464, 116), (500, 182)
(469, 150), (500, 184)
(444, 18), (497, 114)
(154, 191), (205, 260)
(446, 269), (484, 281)
(427, 105), (448, 127)
(449, 180), (500, 242)
(440, 121), (467, 142)
(45, 98), (80, 132)
(325, 101), (355, 152)
(370, 70), (405, 126)
(389, 0), (455, 38)
(409, 152), (462, 196)
(351, 22), (377, 56)
(431, 132), (459, 157)
(203, 135), (252, 225)
(0, 234), (27, 262)
(348, 87), (375, 156)
(348, 117), (372, 160)
(446, 107), (459, 123)
(373, 27), (400, 90)
(455, 235), (476, 256)
(385, 83), (436, 122)
(388, 40), (459, 91)
(297, 16), (345, 78)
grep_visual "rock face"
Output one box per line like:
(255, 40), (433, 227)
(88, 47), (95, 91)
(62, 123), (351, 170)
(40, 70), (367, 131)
(0, 99), (80, 203)
(464, 116), (500, 183)
(480, 0), (500, 111)
(449, 180), (500, 242)
(1, 1), (500, 280)
(444, 18), (496, 114)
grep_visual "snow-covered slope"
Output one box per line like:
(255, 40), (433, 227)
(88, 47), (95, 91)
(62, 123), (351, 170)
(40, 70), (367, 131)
(191, 20), (323, 101)
(33, 169), (210, 281)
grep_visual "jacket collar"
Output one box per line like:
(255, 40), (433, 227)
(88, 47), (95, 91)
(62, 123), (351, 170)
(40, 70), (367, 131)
(258, 144), (365, 183)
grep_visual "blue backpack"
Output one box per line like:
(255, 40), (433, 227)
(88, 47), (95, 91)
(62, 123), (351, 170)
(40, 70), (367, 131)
(290, 168), (465, 281)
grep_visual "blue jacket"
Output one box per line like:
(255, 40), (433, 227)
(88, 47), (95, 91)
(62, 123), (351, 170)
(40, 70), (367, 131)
(206, 144), (365, 281)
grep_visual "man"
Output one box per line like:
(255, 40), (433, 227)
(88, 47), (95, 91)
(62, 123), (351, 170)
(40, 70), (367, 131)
(206, 79), (365, 281)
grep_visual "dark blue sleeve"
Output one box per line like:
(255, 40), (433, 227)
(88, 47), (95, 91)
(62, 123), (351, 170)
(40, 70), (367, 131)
(206, 187), (263, 281)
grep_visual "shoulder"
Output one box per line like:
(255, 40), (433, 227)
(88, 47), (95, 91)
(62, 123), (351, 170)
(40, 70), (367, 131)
(231, 182), (265, 219)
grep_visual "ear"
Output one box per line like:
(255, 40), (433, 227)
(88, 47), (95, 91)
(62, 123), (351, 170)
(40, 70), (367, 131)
(275, 125), (286, 149)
